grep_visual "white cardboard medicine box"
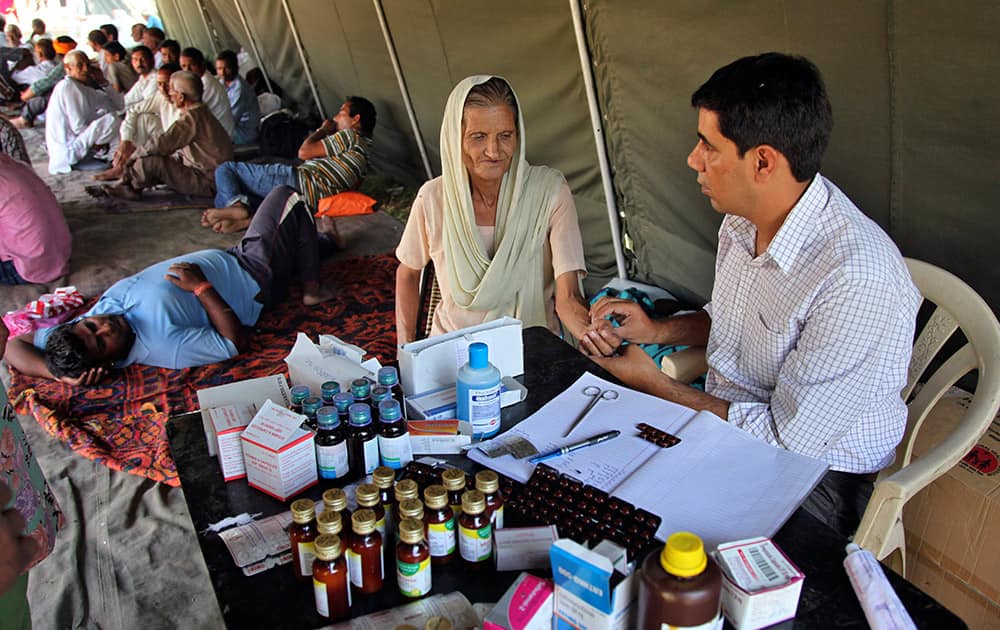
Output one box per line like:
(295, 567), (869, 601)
(197, 374), (292, 457)
(209, 403), (256, 481)
(240, 399), (317, 501)
(714, 537), (804, 629)
(551, 538), (636, 630)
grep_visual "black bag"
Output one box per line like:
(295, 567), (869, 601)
(258, 109), (320, 159)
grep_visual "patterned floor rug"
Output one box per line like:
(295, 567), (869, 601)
(9, 253), (398, 486)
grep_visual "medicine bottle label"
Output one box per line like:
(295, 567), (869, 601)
(459, 523), (492, 562)
(492, 504), (504, 529)
(347, 547), (384, 587)
(375, 517), (386, 541)
(397, 556), (431, 597)
(466, 384), (501, 435)
(428, 519), (456, 556)
(316, 442), (349, 479)
(363, 438), (379, 475)
(313, 579), (328, 617)
(297, 541), (316, 577)
(314, 577), (351, 617)
(378, 433), (413, 470)
(346, 549), (362, 587)
(658, 614), (724, 630)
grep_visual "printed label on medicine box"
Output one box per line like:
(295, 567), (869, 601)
(551, 538), (636, 630)
(241, 400), (317, 500)
(714, 537), (804, 630)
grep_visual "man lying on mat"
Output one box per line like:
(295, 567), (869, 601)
(4, 186), (335, 385)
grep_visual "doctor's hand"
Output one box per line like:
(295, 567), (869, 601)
(585, 343), (672, 397)
(588, 297), (660, 344)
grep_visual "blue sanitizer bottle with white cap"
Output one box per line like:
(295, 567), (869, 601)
(457, 342), (502, 439)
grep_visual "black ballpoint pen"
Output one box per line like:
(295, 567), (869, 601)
(527, 430), (621, 464)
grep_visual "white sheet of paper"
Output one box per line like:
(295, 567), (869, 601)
(468, 372), (828, 546)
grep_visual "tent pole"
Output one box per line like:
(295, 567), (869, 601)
(372, 0), (434, 180)
(194, 0), (221, 56)
(279, 0), (326, 119)
(569, 0), (627, 279)
(232, 0), (274, 94)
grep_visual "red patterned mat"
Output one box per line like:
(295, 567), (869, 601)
(9, 254), (398, 486)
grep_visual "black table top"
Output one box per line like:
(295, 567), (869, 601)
(167, 326), (964, 629)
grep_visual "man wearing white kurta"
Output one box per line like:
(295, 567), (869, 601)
(45, 51), (121, 174)
(123, 45), (158, 109)
(179, 46), (235, 138)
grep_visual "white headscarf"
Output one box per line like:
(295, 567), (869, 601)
(440, 75), (564, 328)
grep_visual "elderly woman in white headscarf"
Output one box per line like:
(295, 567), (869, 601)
(395, 76), (590, 345)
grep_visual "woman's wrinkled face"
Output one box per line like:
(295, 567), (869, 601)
(461, 105), (517, 185)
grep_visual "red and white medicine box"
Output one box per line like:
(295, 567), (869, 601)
(210, 403), (257, 481)
(714, 537), (804, 630)
(241, 399), (317, 501)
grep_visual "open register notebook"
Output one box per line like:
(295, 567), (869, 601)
(468, 372), (828, 547)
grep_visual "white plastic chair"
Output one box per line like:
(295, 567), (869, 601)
(853, 258), (1000, 575)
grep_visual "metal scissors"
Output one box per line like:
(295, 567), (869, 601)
(564, 386), (619, 437)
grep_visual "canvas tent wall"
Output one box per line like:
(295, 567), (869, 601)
(157, 0), (1000, 314)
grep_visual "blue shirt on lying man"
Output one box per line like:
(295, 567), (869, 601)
(5, 186), (335, 386)
(34, 249), (262, 370)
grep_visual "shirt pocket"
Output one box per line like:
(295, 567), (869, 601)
(739, 308), (795, 385)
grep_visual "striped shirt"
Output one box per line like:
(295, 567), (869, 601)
(296, 128), (369, 209)
(704, 175), (920, 473)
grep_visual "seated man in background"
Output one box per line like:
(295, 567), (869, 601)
(159, 39), (180, 67)
(581, 53), (920, 538)
(87, 29), (108, 72)
(9, 36), (74, 129)
(130, 23), (145, 44)
(201, 96), (375, 233)
(101, 41), (138, 94)
(215, 49), (260, 144)
(179, 46), (235, 138)
(99, 23), (118, 42)
(123, 44), (157, 108)
(94, 63), (180, 181)
(142, 26), (165, 67)
(10, 37), (56, 90)
(94, 70), (231, 200)
(29, 19), (52, 46)
(5, 185), (334, 384)
(0, 153), (71, 285)
(45, 50), (121, 174)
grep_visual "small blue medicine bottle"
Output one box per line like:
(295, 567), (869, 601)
(378, 399), (413, 470)
(456, 342), (502, 439)
(315, 406), (349, 480)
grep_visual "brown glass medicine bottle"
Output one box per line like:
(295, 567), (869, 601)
(458, 490), (492, 567)
(394, 479), (420, 525)
(637, 531), (722, 630)
(289, 498), (318, 582)
(441, 468), (467, 516)
(346, 509), (383, 594)
(372, 466), (397, 535)
(423, 484), (456, 565)
(475, 470), (504, 529)
(355, 483), (386, 541)
(396, 517), (432, 599)
(312, 534), (351, 621)
(322, 488), (352, 537)
(397, 498), (424, 523)
(317, 510), (343, 536)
